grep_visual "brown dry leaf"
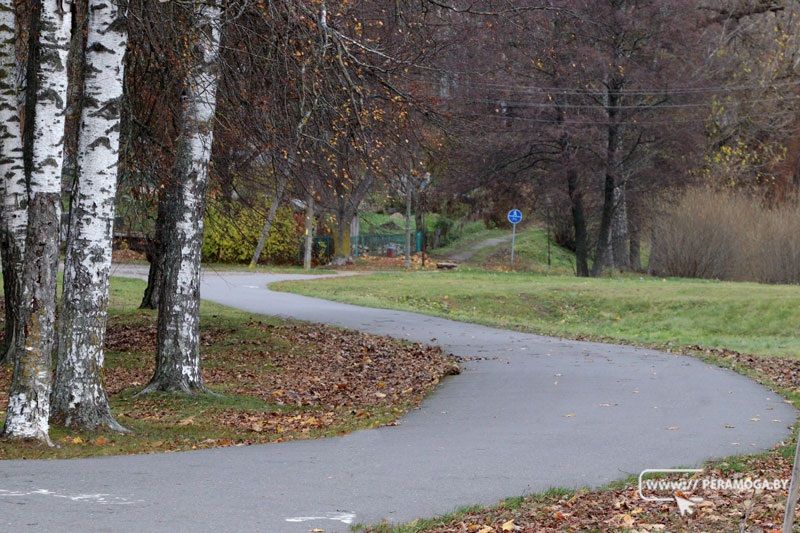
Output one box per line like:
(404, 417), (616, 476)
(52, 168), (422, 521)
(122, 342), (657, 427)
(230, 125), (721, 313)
(500, 519), (515, 531)
(612, 513), (635, 527)
(92, 436), (109, 446)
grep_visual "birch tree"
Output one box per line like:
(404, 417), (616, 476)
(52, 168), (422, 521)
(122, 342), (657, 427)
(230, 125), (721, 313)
(0, 0), (26, 365)
(142, 0), (222, 394)
(51, 0), (128, 431)
(3, 0), (71, 442)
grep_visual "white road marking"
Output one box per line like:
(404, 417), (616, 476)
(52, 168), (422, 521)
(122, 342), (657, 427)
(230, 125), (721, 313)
(0, 488), (142, 505)
(285, 512), (356, 525)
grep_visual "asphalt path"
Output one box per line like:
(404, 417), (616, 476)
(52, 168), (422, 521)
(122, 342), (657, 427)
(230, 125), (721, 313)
(446, 234), (512, 263)
(0, 266), (794, 532)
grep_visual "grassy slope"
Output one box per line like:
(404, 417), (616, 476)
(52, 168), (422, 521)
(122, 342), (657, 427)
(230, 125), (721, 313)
(471, 226), (575, 274)
(429, 226), (506, 258)
(276, 271), (800, 359)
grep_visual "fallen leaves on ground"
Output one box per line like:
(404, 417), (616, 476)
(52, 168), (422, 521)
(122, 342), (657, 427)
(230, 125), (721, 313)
(338, 252), (438, 271)
(111, 248), (146, 262)
(386, 451), (792, 532)
(0, 302), (458, 457)
(688, 344), (800, 393)
(217, 322), (460, 408)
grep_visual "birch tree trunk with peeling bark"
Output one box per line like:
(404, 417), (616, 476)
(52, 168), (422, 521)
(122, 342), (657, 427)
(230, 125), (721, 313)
(0, 0), (27, 366)
(143, 0), (222, 394)
(3, 0), (71, 442)
(52, 0), (127, 431)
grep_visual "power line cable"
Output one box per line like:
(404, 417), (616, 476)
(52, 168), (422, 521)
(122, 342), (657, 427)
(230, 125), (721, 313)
(405, 75), (800, 96)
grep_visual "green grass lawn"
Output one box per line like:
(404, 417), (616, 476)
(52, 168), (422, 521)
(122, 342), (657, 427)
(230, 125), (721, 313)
(275, 270), (800, 359)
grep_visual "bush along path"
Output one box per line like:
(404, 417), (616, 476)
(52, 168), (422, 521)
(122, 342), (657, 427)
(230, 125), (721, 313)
(0, 268), (794, 532)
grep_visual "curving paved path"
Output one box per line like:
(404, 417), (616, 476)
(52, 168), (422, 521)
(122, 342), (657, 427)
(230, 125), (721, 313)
(1, 266), (795, 533)
(446, 233), (512, 263)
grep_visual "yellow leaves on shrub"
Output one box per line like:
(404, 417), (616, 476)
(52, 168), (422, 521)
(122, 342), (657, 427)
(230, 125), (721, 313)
(202, 203), (301, 264)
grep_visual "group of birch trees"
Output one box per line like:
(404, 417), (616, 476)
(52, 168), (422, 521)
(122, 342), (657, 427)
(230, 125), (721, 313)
(0, 0), (223, 444)
(0, 0), (425, 444)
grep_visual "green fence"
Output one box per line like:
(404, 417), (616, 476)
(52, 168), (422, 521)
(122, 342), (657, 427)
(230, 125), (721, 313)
(354, 232), (422, 257)
(298, 232), (423, 261)
(297, 236), (334, 264)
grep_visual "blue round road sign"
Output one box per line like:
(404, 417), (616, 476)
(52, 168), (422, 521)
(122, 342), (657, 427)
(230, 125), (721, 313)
(507, 209), (523, 225)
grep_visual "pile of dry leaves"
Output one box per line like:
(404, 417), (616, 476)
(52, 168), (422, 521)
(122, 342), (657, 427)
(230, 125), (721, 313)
(689, 344), (800, 393)
(338, 252), (438, 271)
(401, 449), (791, 532)
(0, 309), (459, 449)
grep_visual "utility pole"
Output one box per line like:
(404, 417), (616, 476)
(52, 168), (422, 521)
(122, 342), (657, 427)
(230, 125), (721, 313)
(511, 222), (517, 267)
(404, 175), (412, 269)
(507, 209), (523, 268)
(303, 192), (315, 271)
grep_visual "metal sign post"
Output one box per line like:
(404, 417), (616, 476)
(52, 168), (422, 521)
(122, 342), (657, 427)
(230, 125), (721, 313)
(507, 209), (523, 267)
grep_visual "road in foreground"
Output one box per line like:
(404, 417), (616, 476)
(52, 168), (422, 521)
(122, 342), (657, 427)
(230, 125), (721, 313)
(0, 266), (794, 532)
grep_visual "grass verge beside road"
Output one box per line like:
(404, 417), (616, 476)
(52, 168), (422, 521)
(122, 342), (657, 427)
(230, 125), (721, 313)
(276, 270), (800, 359)
(0, 277), (457, 459)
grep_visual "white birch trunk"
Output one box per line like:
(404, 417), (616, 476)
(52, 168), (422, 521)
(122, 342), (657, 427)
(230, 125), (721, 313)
(3, 0), (71, 442)
(144, 0), (222, 393)
(52, 0), (127, 431)
(0, 0), (27, 365)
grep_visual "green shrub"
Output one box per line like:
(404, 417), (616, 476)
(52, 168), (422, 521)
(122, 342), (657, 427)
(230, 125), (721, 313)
(202, 203), (302, 264)
(430, 217), (486, 249)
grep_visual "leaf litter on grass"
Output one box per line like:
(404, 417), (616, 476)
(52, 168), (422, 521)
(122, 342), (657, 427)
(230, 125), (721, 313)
(0, 303), (459, 458)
